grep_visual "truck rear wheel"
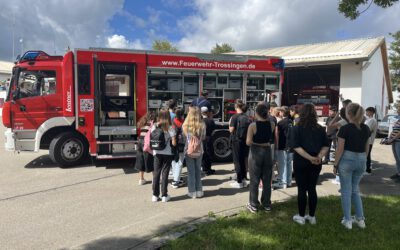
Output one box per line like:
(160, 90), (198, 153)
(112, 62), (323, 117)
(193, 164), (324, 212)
(212, 131), (232, 162)
(49, 132), (88, 167)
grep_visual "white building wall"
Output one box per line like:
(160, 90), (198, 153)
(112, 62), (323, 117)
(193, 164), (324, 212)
(361, 47), (387, 119)
(339, 61), (362, 107)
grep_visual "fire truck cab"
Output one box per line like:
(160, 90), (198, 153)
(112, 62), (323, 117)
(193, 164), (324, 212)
(2, 49), (284, 167)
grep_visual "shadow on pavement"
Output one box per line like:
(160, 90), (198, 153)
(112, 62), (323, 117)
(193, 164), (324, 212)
(24, 155), (92, 169)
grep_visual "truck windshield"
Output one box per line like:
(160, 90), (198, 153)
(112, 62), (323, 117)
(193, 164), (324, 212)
(16, 70), (57, 99)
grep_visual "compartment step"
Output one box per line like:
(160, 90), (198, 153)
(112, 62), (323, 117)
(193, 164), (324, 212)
(97, 140), (137, 145)
(96, 153), (136, 160)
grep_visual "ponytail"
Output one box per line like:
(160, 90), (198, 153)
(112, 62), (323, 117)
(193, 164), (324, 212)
(346, 103), (364, 128)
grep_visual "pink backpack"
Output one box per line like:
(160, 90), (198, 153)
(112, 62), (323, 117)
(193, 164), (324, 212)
(187, 134), (202, 158)
(143, 122), (153, 154)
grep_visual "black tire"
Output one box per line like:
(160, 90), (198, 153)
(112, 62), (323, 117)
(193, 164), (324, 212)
(212, 130), (233, 162)
(49, 131), (88, 167)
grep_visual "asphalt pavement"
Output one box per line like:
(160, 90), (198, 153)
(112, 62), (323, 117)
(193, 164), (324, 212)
(0, 125), (398, 250)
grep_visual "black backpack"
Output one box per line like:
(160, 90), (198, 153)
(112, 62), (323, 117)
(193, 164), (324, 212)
(235, 114), (251, 141)
(150, 126), (167, 150)
(172, 120), (185, 152)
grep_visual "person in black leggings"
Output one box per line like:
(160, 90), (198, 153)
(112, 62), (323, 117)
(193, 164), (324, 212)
(246, 103), (275, 213)
(290, 104), (329, 225)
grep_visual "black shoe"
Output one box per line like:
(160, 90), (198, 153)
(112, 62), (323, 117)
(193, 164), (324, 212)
(263, 206), (272, 212)
(390, 174), (400, 179)
(366, 169), (372, 174)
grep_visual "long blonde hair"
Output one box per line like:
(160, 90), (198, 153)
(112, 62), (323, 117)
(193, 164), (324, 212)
(346, 103), (364, 128)
(183, 106), (205, 137)
(157, 108), (172, 131)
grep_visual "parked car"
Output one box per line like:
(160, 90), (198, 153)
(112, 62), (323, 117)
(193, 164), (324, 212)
(377, 114), (396, 137)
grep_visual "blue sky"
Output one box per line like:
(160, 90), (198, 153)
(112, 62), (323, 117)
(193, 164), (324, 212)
(0, 0), (399, 61)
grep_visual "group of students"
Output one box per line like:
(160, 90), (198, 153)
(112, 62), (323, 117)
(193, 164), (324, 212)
(135, 96), (217, 202)
(135, 94), (373, 229)
(229, 99), (372, 229)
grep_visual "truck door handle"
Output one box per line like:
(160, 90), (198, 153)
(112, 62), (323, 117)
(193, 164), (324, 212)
(50, 107), (62, 111)
(20, 105), (26, 112)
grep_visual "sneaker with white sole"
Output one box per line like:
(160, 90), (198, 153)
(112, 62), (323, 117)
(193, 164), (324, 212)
(352, 216), (366, 229)
(272, 183), (287, 190)
(246, 203), (258, 213)
(230, 181), (244, 189)
(152, 195), (160, 202)
(138, 179), (147, 185)
(196, 191), (204, 198)
(161, 195), (171, 202)
(341, 219), (352, 229)
(293, 214), (305, 225)
(305, 215), (317, 225)
(242, 180), (249, 187)
(187, 192), (196, 199)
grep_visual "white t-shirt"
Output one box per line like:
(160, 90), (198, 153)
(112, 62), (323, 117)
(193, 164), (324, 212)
(365, 117), (378, 145)
(151, 125), (176, 156)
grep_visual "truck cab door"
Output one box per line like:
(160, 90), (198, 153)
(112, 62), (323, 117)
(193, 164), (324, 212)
(11, 67), (62, 150)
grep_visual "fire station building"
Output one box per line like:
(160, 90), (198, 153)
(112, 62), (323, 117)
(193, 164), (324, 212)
(236, 37), (393, 119)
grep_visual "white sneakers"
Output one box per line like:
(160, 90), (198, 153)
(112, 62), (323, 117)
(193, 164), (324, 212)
(293, 214), (306, 225)
(152, 195), (160, 202)
(272, 183), (287, 190)
(152, 195), (171, 202)
(187, 191), (204, 199)
(230, 180), (249, 189)
(341, 217), (366, 229)
(341, 219), (352, 229)
(305, 215), (317, 225)
(161, 195), (171, 202)
(293, 214), (316, 225)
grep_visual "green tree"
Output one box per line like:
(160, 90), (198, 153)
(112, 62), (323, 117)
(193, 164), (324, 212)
(152, 40), (178, 52)
(390, 31), (400, 93)
(338, 0), (399, 20)
(211, 43), (235, 54)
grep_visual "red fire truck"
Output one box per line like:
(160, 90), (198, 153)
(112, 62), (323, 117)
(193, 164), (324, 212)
(296, 87), (339, 117)
(2, 49), (284, 166)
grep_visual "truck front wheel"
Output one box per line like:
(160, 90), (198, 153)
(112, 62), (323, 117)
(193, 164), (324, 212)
(49, 132), (88, 167)
(212, 131), (232, 162)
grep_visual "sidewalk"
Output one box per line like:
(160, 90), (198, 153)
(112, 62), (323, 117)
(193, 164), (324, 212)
(73, 142), (399, 250)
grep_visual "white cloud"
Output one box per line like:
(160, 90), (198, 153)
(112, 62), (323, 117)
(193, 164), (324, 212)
(176, 0), (400, 53)
(106, 34), (145, 49)
(0, 0), (124, 60)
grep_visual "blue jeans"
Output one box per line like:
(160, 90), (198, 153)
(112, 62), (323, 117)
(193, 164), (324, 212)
(392, 141), (400, 174)
(186, 154), (203, 193)
(277, 150), (293, 185)
(339, 151), (366, 221)
(172, 152), (184, 182)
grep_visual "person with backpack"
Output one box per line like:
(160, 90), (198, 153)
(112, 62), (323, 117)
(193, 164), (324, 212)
(183, 106), (206, 198)
(291, 104), (330, 225)
(273, 106), (293, 190)
(245, 103), (275, 213)
(135, 111), (156, 185)
(229, 99), (251, 188)
(150, 109), (176, 202)
(171, 108), (185, 188)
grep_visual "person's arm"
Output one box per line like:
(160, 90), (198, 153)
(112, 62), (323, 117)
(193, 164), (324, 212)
(317, 147), (329, 164)
(246, 123), (255, 146)
(274, 123), (279, 149)
(293, 147), (318, 164)
(229, 116), (236, 133)
(334, 138), (345, 173)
